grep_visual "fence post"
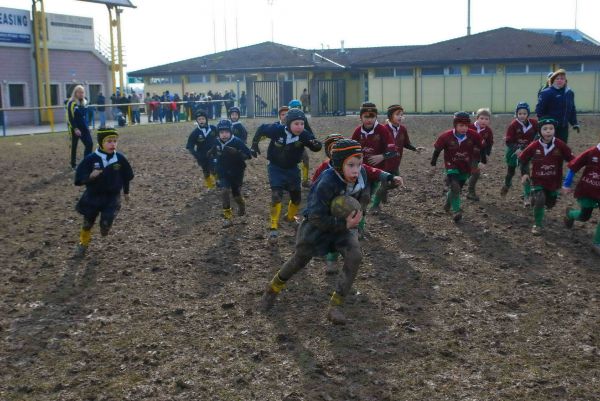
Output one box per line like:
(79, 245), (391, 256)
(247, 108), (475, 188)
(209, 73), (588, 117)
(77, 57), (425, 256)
(1, 110), (5, 137)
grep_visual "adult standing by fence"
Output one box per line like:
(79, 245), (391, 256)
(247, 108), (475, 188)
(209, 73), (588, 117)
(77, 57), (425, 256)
(535, 69), (580, 143)
(67, 85), (93, 169)
(131, 92), (141, 125)
(239, 91), (247, 116)
(300, 88), (310, 114)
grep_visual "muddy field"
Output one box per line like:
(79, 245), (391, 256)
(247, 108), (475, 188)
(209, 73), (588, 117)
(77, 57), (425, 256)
(1, 114), (599, 401)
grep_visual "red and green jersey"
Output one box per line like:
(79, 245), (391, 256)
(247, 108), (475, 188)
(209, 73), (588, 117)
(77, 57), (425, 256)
(469, 122), (494, 159)
(385, 122), (412, 172)
(518, 138), (574, 190)
(433, 129), (484, 173)
(567, 144), (600, 200)
(351, 121), (396, 169)
(505, 118), (538, 149)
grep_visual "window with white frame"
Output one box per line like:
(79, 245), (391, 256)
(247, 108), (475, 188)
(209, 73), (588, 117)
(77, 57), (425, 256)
(583, 62), (600, 71)
(528, 63), (551, 73)
(469, 64), (497, 75)
(149, 77), (171, 84)
(374, 68), (394, 78)
(446, 65), (462, 75)
(188, 74), (210, 83)
(559, 63), (583, 72)
(421, 66), (445, 76)
(8, 84), (25, 107)
(505, 64), (527, 74)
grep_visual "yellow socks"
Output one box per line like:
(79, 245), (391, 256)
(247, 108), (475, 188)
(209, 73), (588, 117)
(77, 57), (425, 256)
(223, 208), (233, 220)
(286, 201), (300, 222)
(301, 163), (309, 182)
(79, 228), (92, 246)
(269, 272), (287, 293)
(330, 291), (343, 306)
(270, 202), (282, 230)
(205, 174), (216, 189)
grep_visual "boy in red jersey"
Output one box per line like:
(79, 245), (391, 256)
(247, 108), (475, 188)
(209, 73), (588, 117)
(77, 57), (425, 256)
(518, 118), (574, 235)
(370, 104), (424, 212)
(562, 139), (600, 255)
(351, 102), (397, 233)
(501, 102), (539, 206)
(466, 108), (493, 201)
(431, 112), (486, 222)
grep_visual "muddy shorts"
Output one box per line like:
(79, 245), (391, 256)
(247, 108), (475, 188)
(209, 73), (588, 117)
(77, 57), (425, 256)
(268, 163), (301, 192)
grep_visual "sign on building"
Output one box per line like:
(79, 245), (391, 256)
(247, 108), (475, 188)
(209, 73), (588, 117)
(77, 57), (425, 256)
(46, 13), (94, 50)
(0, 7), (31, 47)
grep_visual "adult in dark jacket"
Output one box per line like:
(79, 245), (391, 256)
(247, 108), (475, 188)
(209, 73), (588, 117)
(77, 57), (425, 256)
(535, 69), (580, 143)
(67, 85), (93, 168)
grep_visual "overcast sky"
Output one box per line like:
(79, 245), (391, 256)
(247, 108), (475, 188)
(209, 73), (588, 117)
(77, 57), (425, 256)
(4, 0), (600, 72)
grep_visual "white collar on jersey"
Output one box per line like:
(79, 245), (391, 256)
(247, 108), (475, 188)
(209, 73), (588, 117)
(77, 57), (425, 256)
(285, 128), (300, 144)
(94, 149), (118, 167)
(539, 137), (556, 155)
(361, 120), (379, 136)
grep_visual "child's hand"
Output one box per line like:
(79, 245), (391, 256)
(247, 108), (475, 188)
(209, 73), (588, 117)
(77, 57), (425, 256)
(366, 154), (384, 165)
(224, 146), (238, 155)
(416, 146), (426, 154)
(89, 169), (103, 180)
(392, 176), (405, 188)
(74, 128), (82, 137)
(521, 174), (530, 184)
(561, 187), (573, 195)
(346, 210), (363, 229)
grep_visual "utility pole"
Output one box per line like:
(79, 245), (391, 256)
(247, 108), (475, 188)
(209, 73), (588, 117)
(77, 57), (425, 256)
(467, 0), (471, 36)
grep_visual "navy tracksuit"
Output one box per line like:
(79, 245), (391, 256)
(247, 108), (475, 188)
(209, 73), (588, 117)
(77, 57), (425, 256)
(186, 124), (217, 177)
(75, 149), (134, 230)
(67, 99), (93, 168)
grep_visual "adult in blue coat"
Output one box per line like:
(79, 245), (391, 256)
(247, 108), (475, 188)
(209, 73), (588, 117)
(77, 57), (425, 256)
(535, 69), (580, 143)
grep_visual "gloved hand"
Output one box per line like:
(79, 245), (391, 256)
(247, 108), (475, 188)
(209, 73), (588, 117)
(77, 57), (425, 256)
(224, 146), (238, 155)
(573, 125), (580, 133)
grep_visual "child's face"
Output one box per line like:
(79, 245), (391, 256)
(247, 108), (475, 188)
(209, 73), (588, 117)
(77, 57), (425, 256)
(75, 88), (85, 100)
(476, 115), (490, 128)
(289, 119), (305, 135)
(102, 137), (118, 153)
(391, 110), (404, 125)
(516, 109), (529, 122)
(553, 74), (566, 89)
(279, 111), (287, 122)
(343, 155), (363, 183)
(361, 115), (376, 130)
(455, 123), (469, 134)
(540, 125), (555, 142)
(196, 116), (207, 126)
(219, 130), (232, 142)
(230, 112), (239, 122)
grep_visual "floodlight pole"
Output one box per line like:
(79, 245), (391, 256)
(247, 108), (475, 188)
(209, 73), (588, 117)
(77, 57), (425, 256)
(116, 8), (125, 93)
(467, 0), (471, 36)
(32, 0), (54, 132)
(108, 5), (117, 95)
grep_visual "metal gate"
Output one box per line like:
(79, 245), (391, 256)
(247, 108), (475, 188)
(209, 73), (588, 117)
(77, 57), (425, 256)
(252, 81), (279, 118)
(317, 79), (346, 116)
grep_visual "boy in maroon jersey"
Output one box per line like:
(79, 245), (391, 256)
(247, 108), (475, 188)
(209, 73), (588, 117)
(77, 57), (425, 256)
(501, 102), (539, 206)
(562, 139), (600, 255)
(518, 118), (574, 235)
(466, 108), (493, 201)
(350, 102), (397, 234)
(431, 112), (486, 222)
(370, 104), (424, 212)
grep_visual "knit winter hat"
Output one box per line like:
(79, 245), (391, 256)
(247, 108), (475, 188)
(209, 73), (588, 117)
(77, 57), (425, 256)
(285, 108), (306, 129)
(331, 139), (362, 172)
(323, 133), (345, 158)
(453, 111), (471, 126)
(97, 127), (118, 151)
(386, 104), (404, 120)
(360, 102), (378, 118)
(288, 99), (302, 109)
(549, 69), (566, 84)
